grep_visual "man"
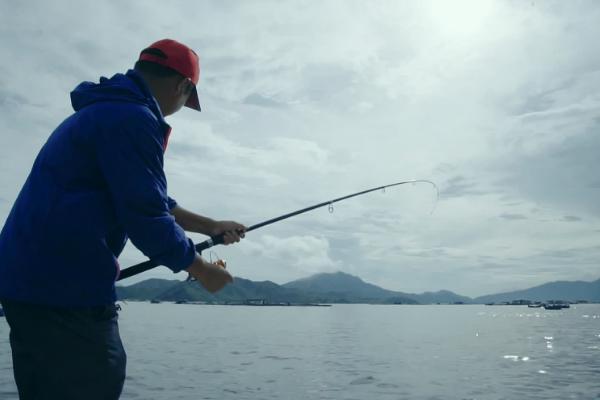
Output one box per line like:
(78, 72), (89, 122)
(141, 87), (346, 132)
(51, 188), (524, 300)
(0, 39), (245, 399)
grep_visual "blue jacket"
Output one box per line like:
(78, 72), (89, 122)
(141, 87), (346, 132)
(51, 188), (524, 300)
(0, 70), (196, 306)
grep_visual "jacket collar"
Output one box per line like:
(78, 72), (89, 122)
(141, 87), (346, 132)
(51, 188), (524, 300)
(126, 69), (171, 130)
(126, 69), (172, 151)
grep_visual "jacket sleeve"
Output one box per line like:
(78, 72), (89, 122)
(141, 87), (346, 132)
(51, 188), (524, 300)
(94, 107), (196, 272)
(167, 196), (178, 210)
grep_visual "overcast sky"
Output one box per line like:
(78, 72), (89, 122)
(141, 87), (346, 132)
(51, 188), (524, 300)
(0, 0), (599, 297)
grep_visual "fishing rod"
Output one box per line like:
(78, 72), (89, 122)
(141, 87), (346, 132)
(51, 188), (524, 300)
(117, 179), (438, 281)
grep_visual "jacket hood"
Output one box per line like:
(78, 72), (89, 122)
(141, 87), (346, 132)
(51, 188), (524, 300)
(70, 70), (165, 121)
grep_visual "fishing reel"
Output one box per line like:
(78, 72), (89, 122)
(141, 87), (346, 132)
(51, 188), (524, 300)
(186, 251), (226, 282)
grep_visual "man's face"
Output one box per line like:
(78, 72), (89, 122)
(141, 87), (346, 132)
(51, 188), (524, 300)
(164, 77), (194, 116)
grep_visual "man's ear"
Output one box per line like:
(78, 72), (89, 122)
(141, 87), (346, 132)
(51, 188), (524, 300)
(177, 77), (194, 96)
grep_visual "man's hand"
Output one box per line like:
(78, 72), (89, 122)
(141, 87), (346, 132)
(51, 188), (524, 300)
(170, 206), (247, 243)
(186, 255), (233, 293)
(210, 220), (246, 245)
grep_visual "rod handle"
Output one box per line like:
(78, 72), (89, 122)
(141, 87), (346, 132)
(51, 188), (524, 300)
(194, 233), (224, 253)
(195, 228), (245, 253)
(117, 259), (157, 281)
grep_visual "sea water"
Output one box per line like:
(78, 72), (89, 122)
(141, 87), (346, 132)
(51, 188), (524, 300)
(1, 303), (599, 399)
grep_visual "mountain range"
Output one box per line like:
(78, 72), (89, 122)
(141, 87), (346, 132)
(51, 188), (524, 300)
(116, 271), (600, 304)
(473, 279), (600, 303)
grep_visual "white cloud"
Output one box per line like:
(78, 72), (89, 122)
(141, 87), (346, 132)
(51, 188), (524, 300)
(239, 234), (339, 281)
(1, 0), (599, 296)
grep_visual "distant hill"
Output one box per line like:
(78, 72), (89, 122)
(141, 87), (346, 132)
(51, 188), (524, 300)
(411, 290), (472, 305)
(155, 277), (310, 303)
(283, 271), (416, 303)
(474, 279), (600, 303)
(116, 278), (180, 300)
(117, 277), (308, 304)
(117, 271), (467, 304)
(117, 272), (600, 305)
(283, 272), (470, 304)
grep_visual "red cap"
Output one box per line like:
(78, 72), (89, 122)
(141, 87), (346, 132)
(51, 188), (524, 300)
(138, 39), (201, 111)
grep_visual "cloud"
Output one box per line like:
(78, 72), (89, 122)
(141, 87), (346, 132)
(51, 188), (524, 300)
(243, 93), (287, 108)
(0, 91), (31, 108)
(499, 213), (528, 221)
(1, 1), (599, 296)
(241, 234), (338, 274)
(496, 118), (600, 217)
(442, 175), (489, 198)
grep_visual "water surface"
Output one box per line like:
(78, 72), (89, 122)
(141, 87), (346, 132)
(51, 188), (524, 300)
(1, 303), (599, 399)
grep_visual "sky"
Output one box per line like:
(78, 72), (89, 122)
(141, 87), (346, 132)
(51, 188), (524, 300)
(0, 0), (599, 297)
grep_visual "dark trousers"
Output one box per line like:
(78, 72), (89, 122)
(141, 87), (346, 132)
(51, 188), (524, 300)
(0, 299), (126, 400)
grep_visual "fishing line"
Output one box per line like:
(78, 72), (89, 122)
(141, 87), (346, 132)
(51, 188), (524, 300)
(117, 179), (439, 281)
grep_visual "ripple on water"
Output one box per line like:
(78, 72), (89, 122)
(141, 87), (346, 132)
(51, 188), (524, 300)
(200, 369), (225, 374)
(376, 383), (399, 389)
(350, 376), (375, 385)
(261, 355), (301, 361)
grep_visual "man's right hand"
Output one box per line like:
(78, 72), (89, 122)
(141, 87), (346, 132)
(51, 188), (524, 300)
(186, 255), (233, 293)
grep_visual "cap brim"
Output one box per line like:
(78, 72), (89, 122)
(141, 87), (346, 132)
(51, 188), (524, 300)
(185, 86), (201, 111)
